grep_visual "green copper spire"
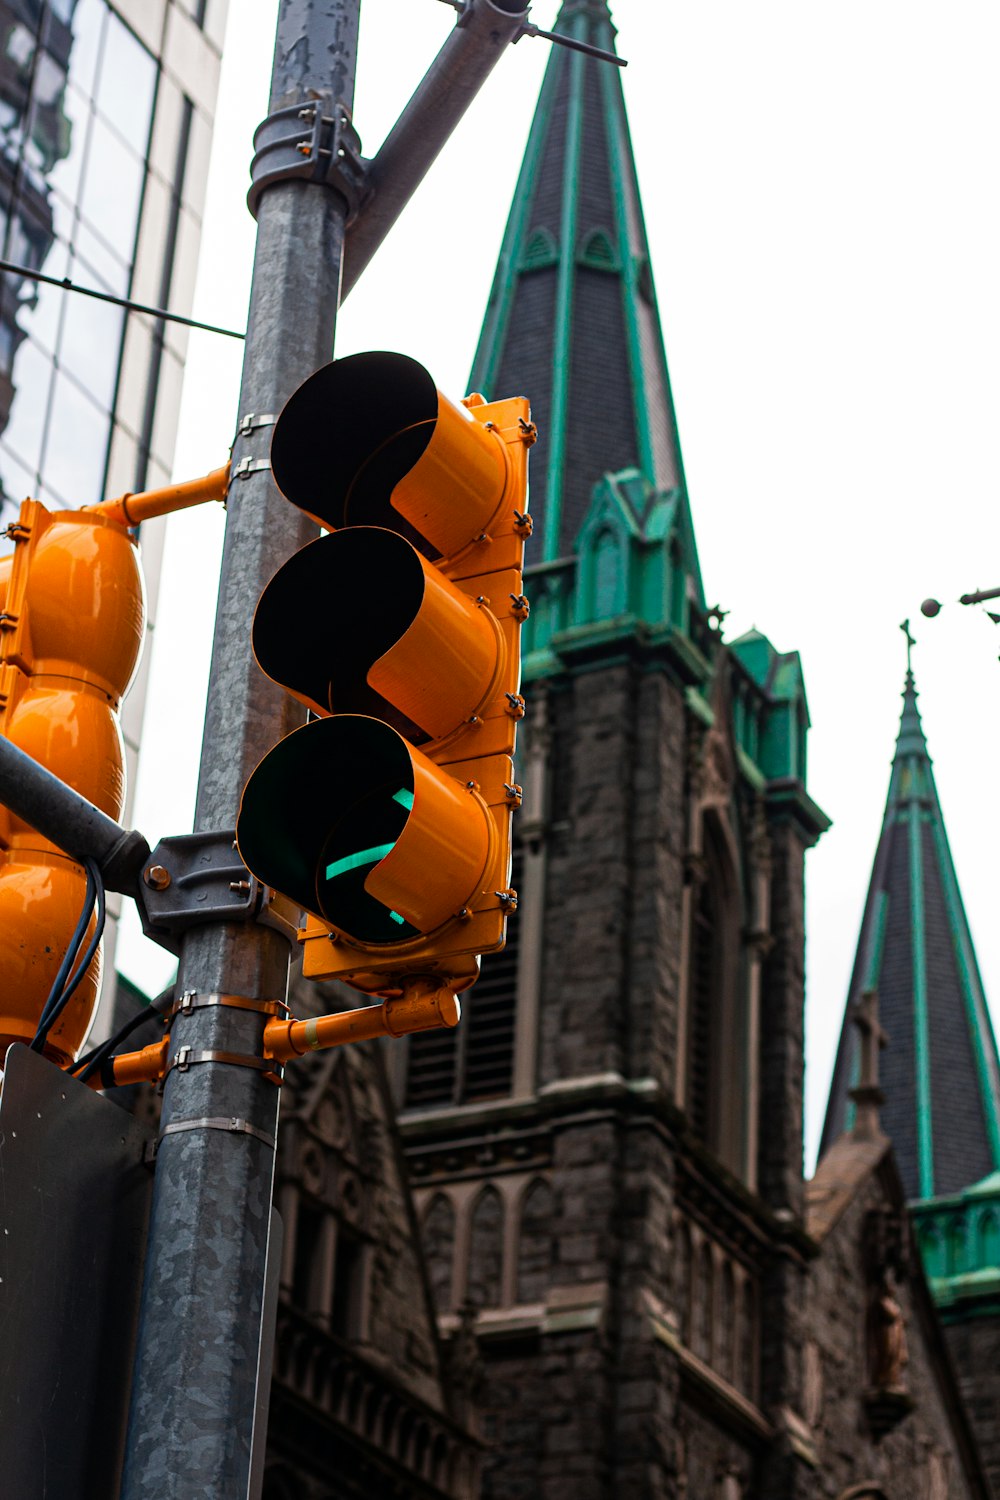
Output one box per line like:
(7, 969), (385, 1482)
(470, 0), (687, 562)
(821, 650), (1000, 1200)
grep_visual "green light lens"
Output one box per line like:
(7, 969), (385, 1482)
(317, 780), (419, 943)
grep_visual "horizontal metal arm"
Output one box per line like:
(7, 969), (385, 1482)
(0, 736), (150, 894)
(342, 0), (528, 297)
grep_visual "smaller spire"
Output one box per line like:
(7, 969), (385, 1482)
(850, 988), (888, 1141)
(820, 632), (1000, 1198)
(893, 620), (929, 768)
(555, 0), (615, 31)
(901, 616), (916, 680)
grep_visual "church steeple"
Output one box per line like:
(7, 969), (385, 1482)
(820, 653), (1000, 1200)
(470, 0), (686, 562)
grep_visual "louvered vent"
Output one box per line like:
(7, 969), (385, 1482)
(464, 892), (519, 1101)
(405, 851), (522, 1108)
(403, 1023), (458, 1109)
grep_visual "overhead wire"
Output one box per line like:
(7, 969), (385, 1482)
(0, 257), (245, 340)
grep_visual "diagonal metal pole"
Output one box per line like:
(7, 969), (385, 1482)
(120, 4), (361, 1495)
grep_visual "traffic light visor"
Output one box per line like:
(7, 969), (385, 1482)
(237, 717), (492, 945)
(270, 352), (508, 559)
(251, 527), (502, 740)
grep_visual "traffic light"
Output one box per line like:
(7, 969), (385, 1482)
(0, 499), (145, 1063)
(237, 351), (533, 999)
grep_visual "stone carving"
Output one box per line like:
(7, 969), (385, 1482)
(803, 1338), (824, 1430)
(849, 989), (888, 1141)
(870, 1273), (908, 1391)
(674, 1427), (688, 1498)
(927, 1450), (948, 1500)
(863, 1211), (914, 1435)
(445, 1302), (485, 1428)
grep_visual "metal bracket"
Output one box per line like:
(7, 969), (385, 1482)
(230, 456), (271, 484)
(159, 1116), (276, 1151)
(138, 830), (256, 948)
(236, 412), (276, 439)
(167, 1045), (283, 1085)
(171, 990), (286, 1020)
(247, 97), (366, 222)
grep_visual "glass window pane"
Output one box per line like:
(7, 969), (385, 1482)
(77, 114), (143, 253)
(57, 278), (122, 410)
(3, 333), (51, 475)
(72, 220), (128, 296)
(27, 49), (71, 176)
(16, 237), (69, 355)
(95, 14), (155, 146)
(0, 5), (40, 151)
(66, 0), (106, 102)
(41, 368), (109, 505)
(47, 78), (88, 205)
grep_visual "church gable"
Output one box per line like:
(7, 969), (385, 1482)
(264, 972), (478, 1497)
(806, 1147), (988, 1498)
(521, 467), (707, 676)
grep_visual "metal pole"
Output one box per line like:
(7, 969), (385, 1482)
(120, 4), (360, 1495)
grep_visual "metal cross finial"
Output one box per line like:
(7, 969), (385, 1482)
(855, 987), (887, 1091)
(900, 618), (915, 679)
(850, 987), (888, 1139)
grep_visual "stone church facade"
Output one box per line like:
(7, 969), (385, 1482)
(252, 3), (997, 1496)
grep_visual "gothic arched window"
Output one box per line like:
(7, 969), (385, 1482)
(675, 1219), (693, 1346)
(421, 1194), (456, 1315)
(693, 1240), (714, 1363)
(686, 812), (748, 1176)
(517, 1178), (554, 1303)
(467, 1187), (504, 1308)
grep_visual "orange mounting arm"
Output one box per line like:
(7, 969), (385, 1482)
(264, 978), (461, 1063)
(76, 980), (460, 1091)
(83, 1035), (170, 1091)
(86, 464), (230, 528)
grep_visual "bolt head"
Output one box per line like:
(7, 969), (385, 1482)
(144, 864), (171, 891)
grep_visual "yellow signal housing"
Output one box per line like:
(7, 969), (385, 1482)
(0, 501), (145, 1063)
(237, 352), (534, 998)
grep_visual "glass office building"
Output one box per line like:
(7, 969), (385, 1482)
(0, 0), (230, 1025)
(0, 0), (227, 513)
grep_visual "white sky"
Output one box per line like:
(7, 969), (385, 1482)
(116, 0), (1000, 1170)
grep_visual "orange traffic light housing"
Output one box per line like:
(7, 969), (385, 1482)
(0, 500), (145, 1062)
(237, 351), (533, 996)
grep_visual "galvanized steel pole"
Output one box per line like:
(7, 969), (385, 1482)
(120, 3), (361, 1495)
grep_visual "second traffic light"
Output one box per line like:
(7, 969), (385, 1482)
(237, 351), (533, 994)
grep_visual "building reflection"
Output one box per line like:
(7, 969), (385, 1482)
(0, 0), (157, 521)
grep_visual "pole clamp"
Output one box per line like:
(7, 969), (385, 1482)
(158, 1115), (276, 1151)
(230, 456), (271, 484)
(172, 990), (286, 1020)
(137, 830), (299, 950)
(167, 1045), (284, 1085)
(248, 97), (366, 222)
(236, 412), (276, 438)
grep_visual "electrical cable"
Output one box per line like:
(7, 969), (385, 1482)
(53, 864), (106, 1022)
(72, 983), (174, 1084)
(29, 857), (98, 1052)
